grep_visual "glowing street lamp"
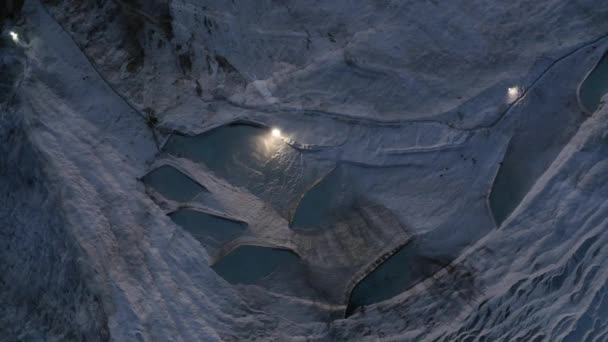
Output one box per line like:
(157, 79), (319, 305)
(507, 86), (521, 102)
(9, 31), (19, 43)
(271, 128), (281, 138)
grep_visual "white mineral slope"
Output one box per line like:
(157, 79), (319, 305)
(44, 0), (608, 127)
(2, 0), (608, 341)
(332, 102), (608, 341)
(1, 2), (305, 341)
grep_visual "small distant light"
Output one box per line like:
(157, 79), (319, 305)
(271, 128), (281, 138)
(9, 31), (19, 43)
(507, 86), (522, 103)
(508, 86), (520, 98)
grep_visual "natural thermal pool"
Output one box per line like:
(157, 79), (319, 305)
(212, 245), (302, 285)
(163, 122), (324, 217)
(489, 171), (518, 226)
(142, 165), (206, 202)
(579, 52), (608, 113)
(346, 242), (447, 316)
(290, 166), (351, 230)
(169, 208), (246, 251)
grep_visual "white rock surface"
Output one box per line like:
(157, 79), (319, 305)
(1, 0), (608, 340)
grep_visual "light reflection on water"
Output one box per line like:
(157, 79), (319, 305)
(163, 123), (323, 217)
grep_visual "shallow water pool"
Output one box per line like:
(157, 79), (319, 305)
(212, 245), (301, 285)
(579, 52), (608, 113)
(346, 242), (448, 315)
(164, 123), (323, 217)
(169, 208), (246, 250)
(142, 165), (206, 202)
(290, 166), (352, 230)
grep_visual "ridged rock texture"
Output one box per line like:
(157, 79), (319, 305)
(1, 0), (608, 340)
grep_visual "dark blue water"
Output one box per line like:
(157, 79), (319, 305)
(347, 242), (448, 315)
(169, 209), (246, 249)
(290, 166), (351, 230)
(164, 123), (323, 218)
(142, 165), (206, 202)
(212, 245), (301, 285)
(580, 52), (608, 113)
